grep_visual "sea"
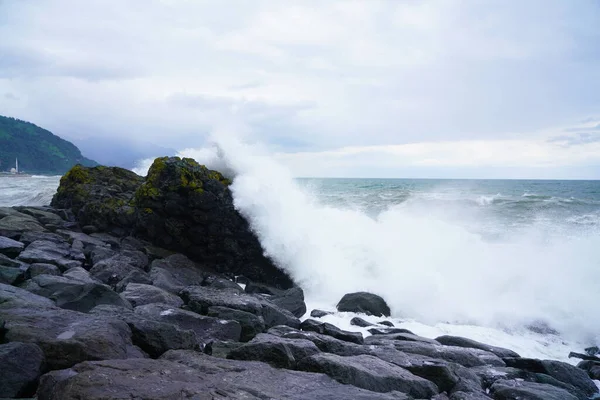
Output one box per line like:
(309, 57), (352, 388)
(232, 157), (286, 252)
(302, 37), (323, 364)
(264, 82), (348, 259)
(1, 141), (599, 367)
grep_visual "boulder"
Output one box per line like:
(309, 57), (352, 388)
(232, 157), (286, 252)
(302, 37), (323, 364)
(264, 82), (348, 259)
(0, 301), (134, 370)
(310, 309), (333, 318)
(14, 206), (66, 227)
(297, 353), (439, 397)
(0, 282), (55, 307)
(0, 264), (27, 285)
(351, 316), (374, 327)
(300, 319), (364, 344)
(51, 282), (133, 313)
(90, 305), (196, 358)
(207, 305), (265, 341)
(21, 274), (88, 298)
(203, 274), (244, 292)
(0, 342), (45, 398)
(228, 333), (320, 368)
(272, 327), (370, 357)
(135, 303), (241, 344)
(61, 266), (97, 283)
(336, 292), (391, 317)
(368, 327), (414, 335)
(391, 341), (505, 368)
(0, 213), (46, 236)
(435, 335), (520, 358)
(132, 157), (294, 288)
(490, 379), (578, 400)
(51, 164), (143, 232)
(365, 332), (440, 345)
(0, 235), (24, 257)
(89, 250), (148, 285)
(115, 269), (152, 292)
(27, 263), (61, 277)
(121, 283), (183, 308)
(503, 358), (598, 398)
(270, 286), (307, 317)
(18, 240), (82, 271)
(181, 286), (300, 329)
(37, 352), (409, 400)
(148, 253), (206, 293)
(19, 231), (65, 246)
(578, 360), (600, 380)
(0, 252), (27, 268)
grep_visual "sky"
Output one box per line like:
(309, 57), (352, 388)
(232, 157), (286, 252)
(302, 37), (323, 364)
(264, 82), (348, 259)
(0, 0), (599, 178)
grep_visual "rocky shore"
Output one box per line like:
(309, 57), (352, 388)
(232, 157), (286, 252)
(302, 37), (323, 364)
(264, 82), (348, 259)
(0, 157), (598, 399)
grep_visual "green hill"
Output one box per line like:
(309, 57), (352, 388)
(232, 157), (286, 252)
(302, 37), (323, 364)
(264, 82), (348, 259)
(0, 115), (97, 174)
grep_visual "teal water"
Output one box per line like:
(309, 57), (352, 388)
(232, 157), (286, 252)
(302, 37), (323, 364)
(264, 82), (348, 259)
(300, 178), (600, 240)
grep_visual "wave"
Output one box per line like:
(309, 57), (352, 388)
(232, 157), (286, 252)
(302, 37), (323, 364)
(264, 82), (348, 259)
(173, 132), (600, 346)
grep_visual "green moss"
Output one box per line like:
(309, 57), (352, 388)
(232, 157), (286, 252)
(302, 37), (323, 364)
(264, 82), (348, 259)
(64, 165), (91, 184)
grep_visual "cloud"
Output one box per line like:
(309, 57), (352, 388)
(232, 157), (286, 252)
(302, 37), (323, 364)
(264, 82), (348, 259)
(0, 0), (598, 177)
(4, 93), (18, 101)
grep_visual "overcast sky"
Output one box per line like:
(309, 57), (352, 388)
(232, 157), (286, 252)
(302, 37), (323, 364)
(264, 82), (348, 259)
(1, 0), (599, 178)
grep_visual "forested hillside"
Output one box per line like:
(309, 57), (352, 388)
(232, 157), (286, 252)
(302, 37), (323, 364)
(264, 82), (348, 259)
(0, 115), (97, 174)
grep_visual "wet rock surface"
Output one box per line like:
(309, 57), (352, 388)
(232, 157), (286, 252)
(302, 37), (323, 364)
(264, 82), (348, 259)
(0, 162), (596, 400)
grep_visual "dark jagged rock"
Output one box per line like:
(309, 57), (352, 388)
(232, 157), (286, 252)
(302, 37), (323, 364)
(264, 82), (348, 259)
(61, 267), (98, 283)
(135, 303), (241, 344)
(490, 379), (578, 400)
(270, 286), (306, 317)
(89, 250), (148, 285)
(0, 342), (45, 398)
(300, 319), (364, 344)
(435, 335), (520, 358)
(90, 305), (196, 358)
(19, 231), (65, 246)
(38, 352), (409, 400)
(0, 252), (27, 268)
(1, 300), (134, 370)
(149, 253), (206, 293)
(18, 240), (83, 271)
(0, 281), (55, 307)
(336, 291), (391, 317)
(368, 327), (414, 335)
(578, 360), (600, 380)
(27, 263), (60, 277)
(0, 264), (27, 285)
(365, 332), (440, 345)
(310, 309), (333, 318)
(203, 275), (244, 292)
(0, 235), (24, 257)
(51, 165), (143, 233)
(115, 269), (152, 292)
(351, 316), (374, 327)
(378, 320), (395, 327)
(297, 353), (439, 397)
(207, 305), (265, 342)
(121, 282), (183, 308)
(0, 212), (46, 236)
(391, 341), (505, 368)
(51, 282), (132, 313)
(181, 286), (300, 329)
(503, 358), (598, 398)
(132, 157), (293, 288)
(227, 333), (320, 368)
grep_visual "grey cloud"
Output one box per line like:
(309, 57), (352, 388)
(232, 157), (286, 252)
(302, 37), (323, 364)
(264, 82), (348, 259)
(564, 123), (600, 132)
(4, 92), (19, 100)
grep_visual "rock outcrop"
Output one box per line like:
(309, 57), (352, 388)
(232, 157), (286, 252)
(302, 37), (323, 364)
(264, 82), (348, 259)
(50, 157), (293, 288)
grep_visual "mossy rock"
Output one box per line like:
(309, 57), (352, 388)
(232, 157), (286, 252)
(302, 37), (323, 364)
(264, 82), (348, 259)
(51, 164), (144, 231)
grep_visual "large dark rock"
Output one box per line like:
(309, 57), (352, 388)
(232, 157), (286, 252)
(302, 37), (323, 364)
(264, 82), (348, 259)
(181, 286), (300, 329)
(38, 352), (409, 400)
(18, 240), (83, 271)
(0, 235), (24, 257)
(336, 292), (391, 317)
(228, 333), (320, 368)
(51, 165), (143, 233)
(365, 332), (440, 345)
(148, 253), (206, 294)
(578, 360), (600, 380)
(300, 319), (364, 344)
(391, 341), (505, 368)
(0, 264), (27, 285)
(27, 263), (61, 277)
(132, 157), (294, 288)
(0, 342), (45, 398)
(490, 379), (578, 400)
(0, 209), (46, 236)
(435, 335), (520, 358)
(52, 159), (294, 288)
(89, 250), (148, 285)
(503, 358), (598, 398)
(297, 353), (439, 397)
(90, 305), (196, 358)
(135, 303), (242, 344)
(270, 327), (369, 356)
(0, 300), (134, 370)
(51, 281), (132, 313)
(121, 282), (183, 308)
(207, 305), (265, 341)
